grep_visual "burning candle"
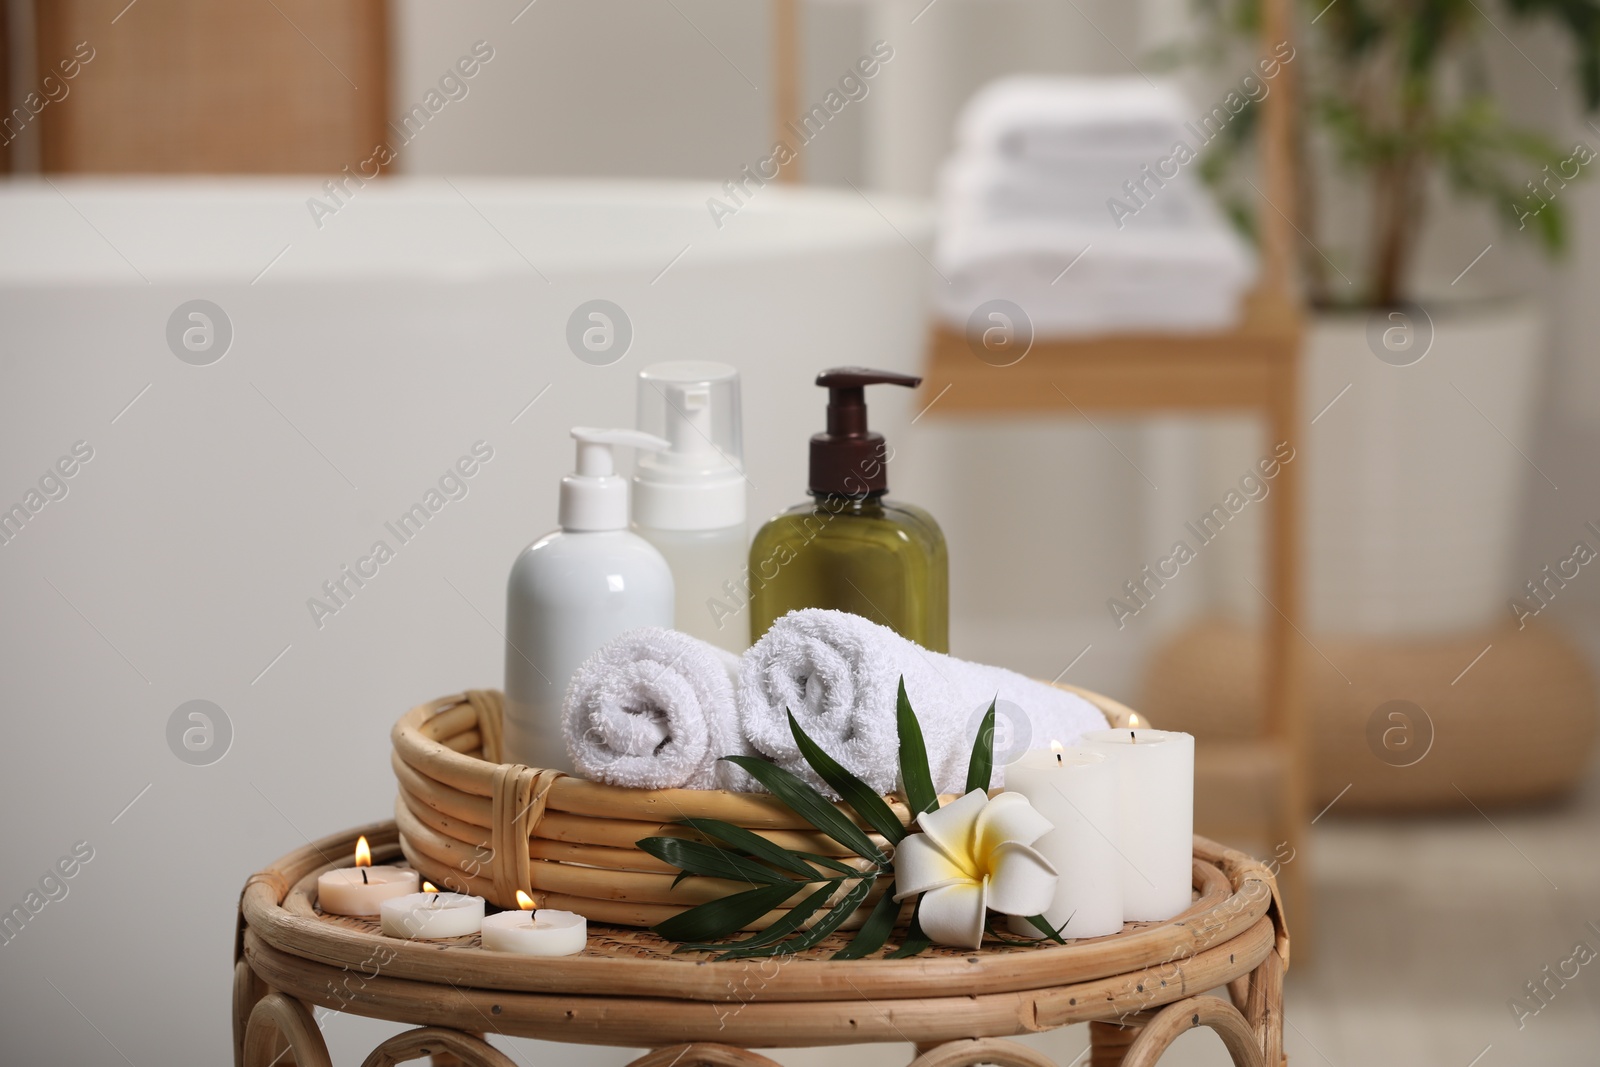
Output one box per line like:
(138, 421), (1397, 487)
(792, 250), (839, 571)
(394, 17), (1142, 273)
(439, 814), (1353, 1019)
(380, 882), (486, 939)
(316, 836), (420, 917)
(480, 891), (588, 956)
(1003, 742), (1123, 939)
(1081, 718), (1194, 922)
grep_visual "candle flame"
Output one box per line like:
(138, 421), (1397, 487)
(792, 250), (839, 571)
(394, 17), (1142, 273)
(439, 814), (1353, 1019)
(423, 881), (438, 893)
(1048, 739), (1064, 752)
(516, 890), (535, 911)
(354, 836), (372, 868)
(1127, 712), (1144, 730)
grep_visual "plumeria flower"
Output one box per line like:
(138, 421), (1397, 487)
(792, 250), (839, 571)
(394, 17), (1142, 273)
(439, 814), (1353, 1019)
(891, 788), (1058, 949)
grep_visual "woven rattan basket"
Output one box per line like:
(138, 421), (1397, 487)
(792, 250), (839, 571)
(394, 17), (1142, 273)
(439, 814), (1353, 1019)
(392, 686), (1138, 930)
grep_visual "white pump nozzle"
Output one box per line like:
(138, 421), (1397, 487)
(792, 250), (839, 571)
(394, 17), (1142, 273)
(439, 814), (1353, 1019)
(633, 363), (746, 532)
(561, 427), (670, 532)
(662, 383), (716, 463)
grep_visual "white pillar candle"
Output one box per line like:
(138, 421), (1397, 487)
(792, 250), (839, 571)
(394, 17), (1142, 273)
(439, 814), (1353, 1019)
(1003, 746), (1123, 939)
(1080, 727), (1195, 922)
(380, 891), (486, 939)
(481, 909), (587, 956)
(316, 836), (421, 917)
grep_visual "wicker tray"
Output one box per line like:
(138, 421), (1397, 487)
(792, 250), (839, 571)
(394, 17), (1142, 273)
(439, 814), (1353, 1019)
(392, 686), (1139, 927)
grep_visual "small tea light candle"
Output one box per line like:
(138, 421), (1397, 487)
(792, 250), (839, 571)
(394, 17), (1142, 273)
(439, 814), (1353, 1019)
(1004, 742), (1122, 939)
(481, 893), (587, 956)
(1081, 719), (1194, 922)
(317, 836), (420, 917)
(380, 883), (486, 939)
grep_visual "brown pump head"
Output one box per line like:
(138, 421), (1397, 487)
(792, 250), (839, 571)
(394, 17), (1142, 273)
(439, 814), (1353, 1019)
(809, 367), (922, 495)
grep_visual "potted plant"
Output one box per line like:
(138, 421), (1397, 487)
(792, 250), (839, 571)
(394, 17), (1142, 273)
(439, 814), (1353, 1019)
(1182, 0), (1600, 634)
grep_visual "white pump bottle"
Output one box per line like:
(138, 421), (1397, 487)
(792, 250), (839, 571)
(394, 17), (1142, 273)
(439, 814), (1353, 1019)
(502, 428), (675, 770)
(632, 362), (749, 654)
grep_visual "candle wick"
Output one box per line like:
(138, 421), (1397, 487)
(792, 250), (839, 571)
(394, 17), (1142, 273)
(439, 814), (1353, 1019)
(1130, 729), (1136, 743)
(1055, 752), (1062, 766)
(361, 868), (368, 885)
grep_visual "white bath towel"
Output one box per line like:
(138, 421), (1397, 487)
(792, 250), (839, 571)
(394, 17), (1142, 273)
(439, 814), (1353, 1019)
(738, 609), (1108, 796)
(563, 628), (755, 791)
(955, 76), (1192, 163)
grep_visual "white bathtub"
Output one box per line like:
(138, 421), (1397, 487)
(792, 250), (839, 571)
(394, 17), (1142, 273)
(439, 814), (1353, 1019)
(0, 177), (931, 1064)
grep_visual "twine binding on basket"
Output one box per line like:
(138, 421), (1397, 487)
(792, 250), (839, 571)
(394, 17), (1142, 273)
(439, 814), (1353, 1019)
(466, 688), (564, 904)
(490, 762), (562, 906)
(465, 689), (504, 764)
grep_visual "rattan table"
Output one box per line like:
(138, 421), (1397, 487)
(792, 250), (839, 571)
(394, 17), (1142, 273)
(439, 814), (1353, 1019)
(234, 821), (1288, 1067)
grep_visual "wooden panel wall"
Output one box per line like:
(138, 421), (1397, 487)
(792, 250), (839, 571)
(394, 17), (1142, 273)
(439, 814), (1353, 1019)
(1, 2), (11, 174)
(34, 0), (388, 173)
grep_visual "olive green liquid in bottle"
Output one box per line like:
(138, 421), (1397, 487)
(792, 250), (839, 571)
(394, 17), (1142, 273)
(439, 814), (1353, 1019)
(748, 368), (949, 651)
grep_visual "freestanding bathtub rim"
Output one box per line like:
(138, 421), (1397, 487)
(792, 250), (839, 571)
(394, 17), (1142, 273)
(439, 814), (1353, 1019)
(0, 176), (935, 289)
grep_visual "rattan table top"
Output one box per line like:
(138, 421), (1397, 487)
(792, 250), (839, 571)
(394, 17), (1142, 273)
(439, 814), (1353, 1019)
(237, 820), (1287, 1049)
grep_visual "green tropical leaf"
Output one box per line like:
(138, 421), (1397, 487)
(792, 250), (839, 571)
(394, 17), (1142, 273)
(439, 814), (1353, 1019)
(651, 881), (800, 944)
(636, 836), (792, 888)
(831, 880), (902, 960)
(1020, 912), (1070, 945)
(895, 678), (939, 817)
(674, 881), (840, 954)
(674, 817), (826, 882)
(794, 851), (865, 877)
(718, 877), (875, 960)
(965, 697), (998, 795)
(886, 901), (930, 959)
(787, 709), (907, 844)
(722, 755), (886, 864)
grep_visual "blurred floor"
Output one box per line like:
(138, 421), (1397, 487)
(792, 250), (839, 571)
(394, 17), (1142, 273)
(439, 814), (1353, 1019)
(1272, 758), (1600, 1067)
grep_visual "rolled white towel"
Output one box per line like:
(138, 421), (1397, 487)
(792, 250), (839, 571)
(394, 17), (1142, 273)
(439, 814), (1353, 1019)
(738, 609), (1108, 795)
(563, 628), (754, 791)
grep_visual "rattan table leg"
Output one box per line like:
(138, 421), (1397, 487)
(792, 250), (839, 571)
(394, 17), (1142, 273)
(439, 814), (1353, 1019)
(242, 992), (333, 1067)
(1239, 947), (1286, 1067)
(233, 959), (269, 1067)
(1088, 1020), (1141, 1066)
(1119, 996), (1264, 1067)
(358, 1026), (516, 1067)
(907, 1037), (1057, 1066)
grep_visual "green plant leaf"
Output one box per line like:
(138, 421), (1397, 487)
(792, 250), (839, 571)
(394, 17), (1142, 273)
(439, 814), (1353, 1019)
(965, 697), (998, 795)
(651, 881), (800, 944)
(886, 900), (930, 959)
(831, 880), (902, 960)
(636, 837), (792, 888)
(794, 851), (864, 877)
(722, 755), (886, 864)
(1020, 912), (1070, 945)
(674, 817), (826, 882)
(895, 678), (939, 818)
(717, 877), (875, 960)
(787, 709), (907, 844)
(674, 880), (840, 953)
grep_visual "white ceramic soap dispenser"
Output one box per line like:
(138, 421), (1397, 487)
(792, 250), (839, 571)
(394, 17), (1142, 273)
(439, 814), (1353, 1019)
(503, 427), (675, 770)
(632, 361), (749, 654)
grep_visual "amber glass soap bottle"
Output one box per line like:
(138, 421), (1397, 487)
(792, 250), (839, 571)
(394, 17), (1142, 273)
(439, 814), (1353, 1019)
(747, 368), (949, 651)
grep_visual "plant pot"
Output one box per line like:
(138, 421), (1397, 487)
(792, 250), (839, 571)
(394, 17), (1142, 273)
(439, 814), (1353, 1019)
(1300, 298), (1545, 635)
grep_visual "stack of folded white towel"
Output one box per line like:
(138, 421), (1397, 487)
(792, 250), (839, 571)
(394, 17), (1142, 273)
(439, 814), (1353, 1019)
(562, 608), (1107, 796)
(936, 76), (1257, 336)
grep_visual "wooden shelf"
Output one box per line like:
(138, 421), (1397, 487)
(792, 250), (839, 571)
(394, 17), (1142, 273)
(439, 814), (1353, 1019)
(924, 288), (1303, 416)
